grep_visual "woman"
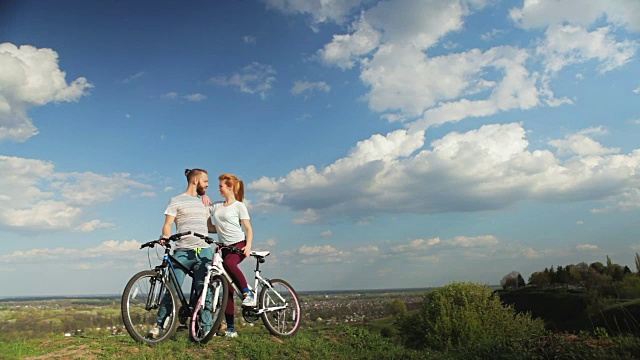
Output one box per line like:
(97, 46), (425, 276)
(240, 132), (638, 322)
(206, 173), (254, 338)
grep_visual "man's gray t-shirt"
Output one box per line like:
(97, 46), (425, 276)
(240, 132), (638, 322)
(164, 193), (213, 250)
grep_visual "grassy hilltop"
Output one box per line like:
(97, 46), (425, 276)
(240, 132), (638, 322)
(2, 284), (640, 360)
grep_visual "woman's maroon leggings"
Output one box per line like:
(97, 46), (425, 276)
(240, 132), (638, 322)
(222, 240), (248, 316)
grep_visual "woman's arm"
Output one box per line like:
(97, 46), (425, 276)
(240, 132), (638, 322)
(241, 218), (253, 257)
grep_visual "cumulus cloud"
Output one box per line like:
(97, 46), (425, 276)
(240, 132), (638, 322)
(243, 35), (257, 44)
(162, 92), (179, 99)
(445, 235), (498, 247)
(0, 43), (93, 142)
(481, 28), (505, 41)
(576, 244), (599, 250)
(0, 155), (151, 232)
(210, 62), (276, 99)
(549, 127), (621, 156)
(317, 16), (381, 69)
(162, 92), (207, 102)
(364, 0), (469, 50)
(297, 244), (351, 264)
(0, 239), (143, 263)
(510, 0), (640, 31)
(387, 235), (498, 260)
(390, 237), (441, 253)
(250, 123), (640, 223)
(76, 219), (113, 232)
(309, 0), (636, 131)
(291, 81), (331, 96)
(537, 25), (637, 75)
(184, 93), (207, 102)
(264, 0), (362, 27)
(405, 46), (541, 130)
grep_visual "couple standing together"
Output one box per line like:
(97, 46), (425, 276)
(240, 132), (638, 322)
(155, 168), (254, 338)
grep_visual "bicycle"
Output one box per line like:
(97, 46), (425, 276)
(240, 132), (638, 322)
(120, 232), (227, 344)
(189, 232), (301, 343)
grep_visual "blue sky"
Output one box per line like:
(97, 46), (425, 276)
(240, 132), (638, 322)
(1, 0), (639, 297)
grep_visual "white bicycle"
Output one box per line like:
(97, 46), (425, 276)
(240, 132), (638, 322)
(190, 232), (302, 343)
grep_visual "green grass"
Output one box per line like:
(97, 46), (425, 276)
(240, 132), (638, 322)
(3, 322), (640, 359)
(0, 325), (422, 360)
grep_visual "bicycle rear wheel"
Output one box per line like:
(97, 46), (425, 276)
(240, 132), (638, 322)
(259, 279), (301, 337)
(190, 274), (228, 343)
(121, 270), (180, 344)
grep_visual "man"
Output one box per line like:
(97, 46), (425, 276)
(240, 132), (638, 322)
(151, 168), (215, 338)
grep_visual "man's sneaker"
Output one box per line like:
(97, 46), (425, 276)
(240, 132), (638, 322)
(242, 291), (256, 307)
(225, 330), (238, 338)
(148, 325), (161, 339)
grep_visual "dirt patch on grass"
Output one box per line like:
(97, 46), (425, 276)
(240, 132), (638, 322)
(24, 339), (101, 360)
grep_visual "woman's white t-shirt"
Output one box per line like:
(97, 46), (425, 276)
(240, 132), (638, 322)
(210, 201), (250, 245)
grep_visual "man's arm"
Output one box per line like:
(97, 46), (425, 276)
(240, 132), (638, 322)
(160, 215), (175, 245)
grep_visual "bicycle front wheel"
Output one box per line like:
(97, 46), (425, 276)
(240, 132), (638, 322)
(190, 274), (228, 343)
(121, 270), (180, 344)
(259, 279), (301, 337)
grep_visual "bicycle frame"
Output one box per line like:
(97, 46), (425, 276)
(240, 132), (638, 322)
(201, 245), (289, 315)
(149, 246), (196, 314)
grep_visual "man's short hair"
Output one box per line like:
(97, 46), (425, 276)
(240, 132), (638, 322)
(185, 168), (208, 182)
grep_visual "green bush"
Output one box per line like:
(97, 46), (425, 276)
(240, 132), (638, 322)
(396, 282), (546, 351)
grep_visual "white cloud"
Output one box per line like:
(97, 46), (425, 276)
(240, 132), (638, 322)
(634, 87), (640, 94)
(162, 92), (207, 102)
(510, 0), (640, 31)
(122, 71), (146, 84)
(363, 45), (542, 123)
(162, 92), (178, 99)
(0, 43), (93, 142)
(591, 187), (640, 213)
(299, 244), (341, 255)
(320, 230), (332, 237)
(317, 16), (381, 69)
(364, 0), (468, 50)
(445, 235), (498, 248)
(576, 244), (599, 250)
(357, 245), (379, 253)
(264, 0), (361, 26)
(250, 123), (640, 222)
(537, 25), (637, 75)
(391, 237), (441, 253)
(76, 219), (114, 232)
(291, 81), (331, 96)
(577, 220), (584, 225)
(549, 127), (620, 156)
(184, 93), (207, 102)
(243, 35), (257, 44)
(0, 239), (143, 263)
(210, 62), (276, 99)
(481, 28), (505, 41)
(297, 244), (351, 264)
(0, 155), (151, 232)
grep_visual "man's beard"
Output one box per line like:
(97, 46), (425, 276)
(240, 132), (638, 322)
(197, 186), (207, 196)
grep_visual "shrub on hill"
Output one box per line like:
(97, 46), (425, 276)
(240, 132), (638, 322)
(396, 282), (545, 352)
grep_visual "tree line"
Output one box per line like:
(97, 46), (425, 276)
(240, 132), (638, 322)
(501, 254), (640, 299)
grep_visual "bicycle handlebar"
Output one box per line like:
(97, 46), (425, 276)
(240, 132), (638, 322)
(139, 231), (196, 249)
(192, 232), (243, 254)
(139, 231), (241, 253)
